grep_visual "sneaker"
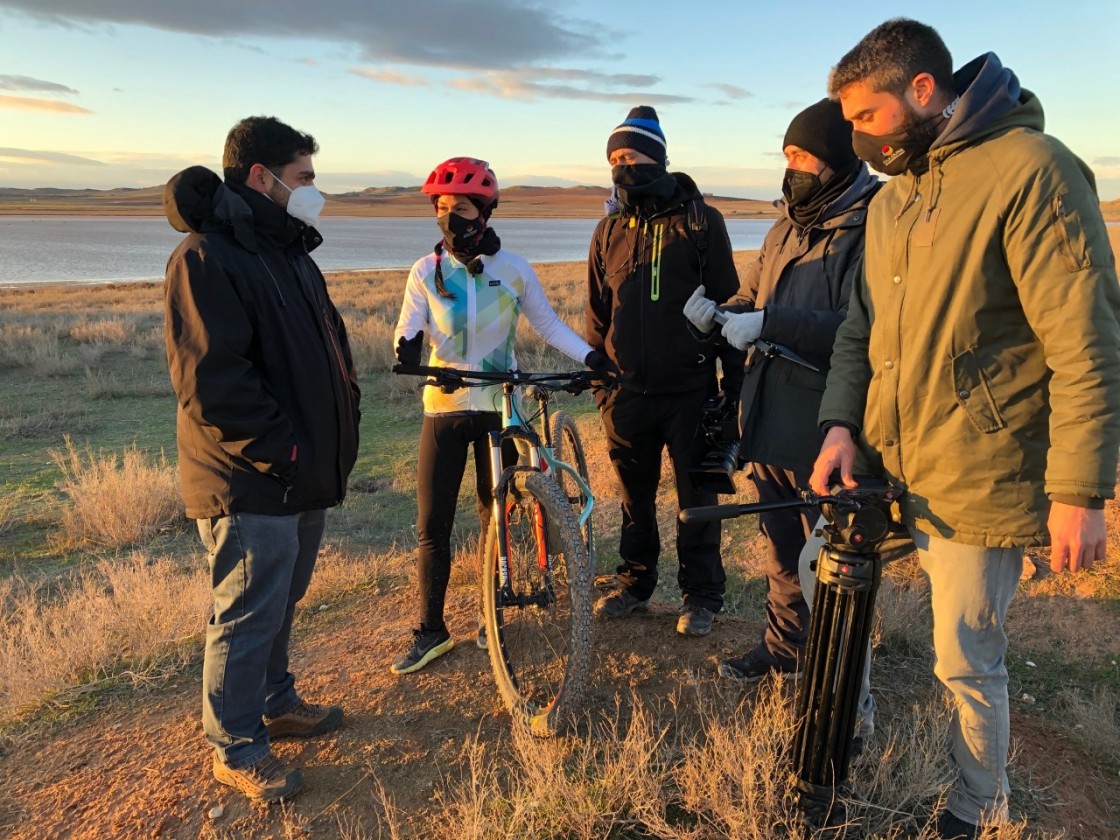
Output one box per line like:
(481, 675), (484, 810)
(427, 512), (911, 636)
(264, 700), (343, 740)
(676, 605), (715, 636)
(476, 617), (487, 650)
(213, 752), (304, 802)
(718, 648), (802, 682)
(593, 588), (649, 618)
(935, 810), (981, 839)
(390, 626), (454, 675)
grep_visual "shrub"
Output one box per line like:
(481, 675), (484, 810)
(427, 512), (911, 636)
(50, 436), (183, 547)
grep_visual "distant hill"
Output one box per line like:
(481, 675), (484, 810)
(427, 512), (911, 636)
(0, 184), (778, 219)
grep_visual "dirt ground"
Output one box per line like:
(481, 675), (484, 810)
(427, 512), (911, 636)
(0, 574), (1115, 840)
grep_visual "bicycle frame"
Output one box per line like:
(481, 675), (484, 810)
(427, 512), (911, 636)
(487, 381), (594, 593)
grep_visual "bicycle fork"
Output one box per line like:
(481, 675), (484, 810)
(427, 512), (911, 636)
(487, 431), (554, 607)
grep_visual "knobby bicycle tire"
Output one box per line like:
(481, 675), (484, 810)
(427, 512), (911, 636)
(550, 411), (595, 568)
(481, 469), (593, 736)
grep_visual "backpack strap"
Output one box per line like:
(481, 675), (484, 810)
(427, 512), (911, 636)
(685, 196), (709, 282)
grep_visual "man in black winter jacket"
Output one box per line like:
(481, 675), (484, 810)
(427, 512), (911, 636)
(164, 116), (361, 802)
(684, 98), (880, 681)
(587, 106), (743, 637)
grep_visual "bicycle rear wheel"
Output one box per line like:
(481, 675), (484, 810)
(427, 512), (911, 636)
(550, 411), (595, 567)
(481, 469), (592, 736)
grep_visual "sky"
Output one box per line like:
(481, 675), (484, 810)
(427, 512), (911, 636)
(1, 1), (1118, 199)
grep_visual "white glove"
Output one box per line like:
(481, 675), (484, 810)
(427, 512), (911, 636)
(721, 310), (765, 350)
(683, 285), (719, 334)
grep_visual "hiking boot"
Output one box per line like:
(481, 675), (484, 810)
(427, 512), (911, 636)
(264, 700), (343, 740)
(390, 626), (454, 675)
(213, 752), (304, 802)
(935, 810), (982, 839)
(718, 648), (802, 683)
(476, 617), (487, 650)
(676, 605), (715, 636)
(593, 588), (649, 618)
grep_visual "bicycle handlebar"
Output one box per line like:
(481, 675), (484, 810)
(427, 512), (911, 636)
(392, 363), (601, 395)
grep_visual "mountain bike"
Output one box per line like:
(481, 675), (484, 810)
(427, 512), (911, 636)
(393, 363), (601, 735)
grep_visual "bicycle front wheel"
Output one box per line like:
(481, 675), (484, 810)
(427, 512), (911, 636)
(550, 410), (595, 567)
(482, 469), (592, 736)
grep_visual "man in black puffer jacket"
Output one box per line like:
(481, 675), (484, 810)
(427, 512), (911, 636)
(587, 106), (743, 637)
(163, 116), (360, 803)
(684, 98), (880, 683)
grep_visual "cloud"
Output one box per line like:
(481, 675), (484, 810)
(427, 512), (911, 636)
(348, 67), (429, 87)
(449, 67), (690, 104)
(707, 83), (751, 100)
(0, 93), (92, 114)
(0, 147), (105, 165)
(1094, 156), (1120, 167)
(0, 0), (605, 70)
(0, 74), (77, 94)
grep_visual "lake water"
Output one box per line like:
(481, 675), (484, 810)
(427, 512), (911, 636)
(0, 216), (777, 286)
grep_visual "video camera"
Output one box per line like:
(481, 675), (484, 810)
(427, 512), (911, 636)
(689, 394), (741, 495)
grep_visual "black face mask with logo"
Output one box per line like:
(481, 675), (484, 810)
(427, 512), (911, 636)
(437, 211), (487, 255)
(852, 110), (947, 176)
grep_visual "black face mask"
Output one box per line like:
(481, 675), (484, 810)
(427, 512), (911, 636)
(610, 163), (675, 209)
(852, 109), (946, 176)
(611, 163), (664, 188)
(437, 211), (486, 255)
(781, 168), (823, 208)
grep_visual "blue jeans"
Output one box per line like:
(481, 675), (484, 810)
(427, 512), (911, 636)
(197, 509), (326, 768)
(799, 519), (1022, 825)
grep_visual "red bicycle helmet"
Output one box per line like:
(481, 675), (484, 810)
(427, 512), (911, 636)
(421, 157), (499, 207)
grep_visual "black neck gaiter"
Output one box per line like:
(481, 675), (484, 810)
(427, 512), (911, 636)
(611, 164), (676, 211)
(783, 160), (861, 231)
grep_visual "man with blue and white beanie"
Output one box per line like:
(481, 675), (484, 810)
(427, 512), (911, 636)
(587, 105), (744, 637)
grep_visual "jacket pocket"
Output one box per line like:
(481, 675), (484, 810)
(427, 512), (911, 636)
(1050, 194), (1091, 272)
(951, 349), (1006, 434)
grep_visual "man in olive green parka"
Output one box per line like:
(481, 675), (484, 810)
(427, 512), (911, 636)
(804, 18), (1120, 840)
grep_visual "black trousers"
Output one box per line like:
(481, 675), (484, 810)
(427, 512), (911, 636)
(599, 387), (725, 611)
(750, 462), (813, 668)
(415, 412), (516, 631)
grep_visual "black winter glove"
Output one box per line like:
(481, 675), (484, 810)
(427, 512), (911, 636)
(583, 349), (620, 378)
(395, 331), (424, 366)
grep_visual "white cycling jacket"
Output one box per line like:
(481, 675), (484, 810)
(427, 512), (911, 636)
(395, 248), (592, 414)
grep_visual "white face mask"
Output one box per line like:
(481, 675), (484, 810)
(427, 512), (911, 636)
(269, 171), (325, 227)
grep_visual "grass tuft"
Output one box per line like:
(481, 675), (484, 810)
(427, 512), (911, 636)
(49, 436), (184, 547)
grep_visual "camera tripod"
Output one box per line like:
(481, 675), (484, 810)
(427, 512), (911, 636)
(680, 481), (904, 825)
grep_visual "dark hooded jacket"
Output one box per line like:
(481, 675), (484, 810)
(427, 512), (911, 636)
(727, 164), (881, 473)
(163, 166), (361, 519)
(587, 172), (743, 396)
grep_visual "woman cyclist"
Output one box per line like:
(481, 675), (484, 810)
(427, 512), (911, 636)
(392, 156), (615, 674)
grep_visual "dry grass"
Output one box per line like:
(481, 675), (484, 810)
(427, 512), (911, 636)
(0, 402), (89, 439)
(0, 554), (209, 723)
(49, 436), (183, 547)
(0, 494), (15, 537)
(68, 316), (137, 345)
(303, 546), (400, 603)
(409, 687), (1051, 840)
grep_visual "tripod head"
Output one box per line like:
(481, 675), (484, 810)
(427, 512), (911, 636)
(679, 481), (903, 555)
